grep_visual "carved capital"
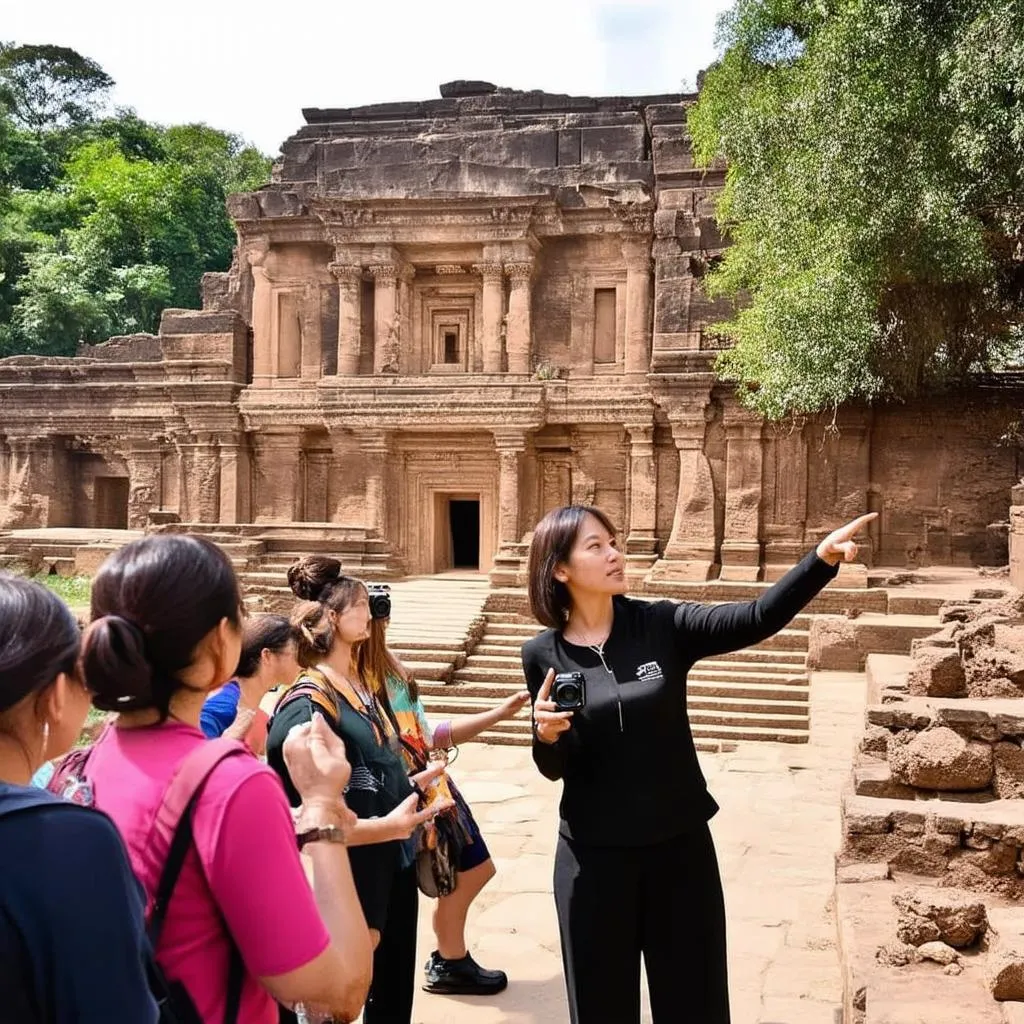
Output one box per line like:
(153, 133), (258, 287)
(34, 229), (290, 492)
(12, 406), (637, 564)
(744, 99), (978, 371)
(244, 239), (270, 268)
(493, 429), (528, 454)
(329, 262), (363, 282)
(368, 263), (399, 283)
(626, 422), (655, 447)
(473, 262), (504, 283)
(505, 261), (534, 288)
(611, 202), (655, 237)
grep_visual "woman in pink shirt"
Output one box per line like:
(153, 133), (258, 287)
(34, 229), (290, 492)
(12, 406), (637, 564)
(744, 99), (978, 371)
(81, 534), (373, 1024)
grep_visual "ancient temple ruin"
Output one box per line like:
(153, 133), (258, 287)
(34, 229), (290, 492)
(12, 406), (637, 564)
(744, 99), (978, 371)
(0, 81), (1018, 582)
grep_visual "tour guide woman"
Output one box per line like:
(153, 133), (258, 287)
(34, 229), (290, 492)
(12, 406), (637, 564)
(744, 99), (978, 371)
(523, 504), (875, 1024)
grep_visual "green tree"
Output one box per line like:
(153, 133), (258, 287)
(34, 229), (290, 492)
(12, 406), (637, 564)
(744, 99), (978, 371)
(0, 42), (113, 131)
(689, 0), (1024, 419)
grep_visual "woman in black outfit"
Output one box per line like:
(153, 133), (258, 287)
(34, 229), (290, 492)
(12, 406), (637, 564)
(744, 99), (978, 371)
(522, 504), (875, 1024)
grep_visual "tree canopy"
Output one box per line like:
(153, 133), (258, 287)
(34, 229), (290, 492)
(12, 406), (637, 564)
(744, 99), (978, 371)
(0, 44), (271, 357)
(688, 0), (1024, 419)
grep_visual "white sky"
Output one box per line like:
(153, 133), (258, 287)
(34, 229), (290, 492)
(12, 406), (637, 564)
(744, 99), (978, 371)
(2, 0), (732, 154)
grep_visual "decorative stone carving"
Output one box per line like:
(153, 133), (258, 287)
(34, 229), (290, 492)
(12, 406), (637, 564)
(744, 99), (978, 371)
(435, 265), (466, 275)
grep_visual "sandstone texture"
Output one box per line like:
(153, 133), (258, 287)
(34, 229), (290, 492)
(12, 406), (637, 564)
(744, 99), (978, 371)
(893, 890), (988, 948)
(889, 727), (994, 791)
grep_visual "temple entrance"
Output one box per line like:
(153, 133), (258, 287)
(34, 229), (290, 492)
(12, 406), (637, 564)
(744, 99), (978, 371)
(449, 499), (480, 569)
(432, 492), (481, 572)
(94, 476), (129, 529)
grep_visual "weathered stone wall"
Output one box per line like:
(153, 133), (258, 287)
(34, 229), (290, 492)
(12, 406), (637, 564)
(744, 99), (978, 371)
(0, 83), (1019, 580)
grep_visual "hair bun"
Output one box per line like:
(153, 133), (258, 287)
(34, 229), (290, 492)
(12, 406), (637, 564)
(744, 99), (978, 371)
(80, 614), (154, 712)
(287, 555), (343, 601)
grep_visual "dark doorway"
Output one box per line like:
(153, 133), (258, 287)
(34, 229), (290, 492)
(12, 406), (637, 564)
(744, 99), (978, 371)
(94, 476), (129, 529)
(449, 499), (480, 569)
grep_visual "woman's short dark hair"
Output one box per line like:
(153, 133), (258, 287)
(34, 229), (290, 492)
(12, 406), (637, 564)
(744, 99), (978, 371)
(527, 505), (618, 629)
(0, 574), (81, 715)
(287, 555), (367, 667)
(235, 614), (297, 678)
(80, 534), (243, 719)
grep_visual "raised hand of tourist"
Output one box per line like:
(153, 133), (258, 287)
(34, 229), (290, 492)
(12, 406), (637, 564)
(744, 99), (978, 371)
(284, 713), (352, 805)
(816, 513), (879, 566)
(499, 690), (531, 720)
(533, 668), (574, 745)
(385, 790), (455, 840)
(223, 705), (257, 742)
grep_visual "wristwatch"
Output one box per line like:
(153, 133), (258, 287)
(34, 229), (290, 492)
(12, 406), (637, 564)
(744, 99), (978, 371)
(297, 825), (347, 850)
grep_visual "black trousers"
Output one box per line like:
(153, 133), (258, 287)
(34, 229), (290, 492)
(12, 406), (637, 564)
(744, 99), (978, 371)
(553, 823), (730, 1024)
(362, 864), (419, 1024)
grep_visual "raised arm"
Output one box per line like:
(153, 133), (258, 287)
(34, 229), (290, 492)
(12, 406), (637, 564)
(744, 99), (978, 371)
(678, 514), (876, 661)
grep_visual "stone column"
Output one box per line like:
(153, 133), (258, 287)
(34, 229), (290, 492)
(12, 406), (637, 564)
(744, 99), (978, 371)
(125, 441), (164, 529)
(0, 436), (10, 509)
(495, 433), (526, 548)
(217, 435), (246, 524)
(650, 411), (719, 581)
(505, 262), (534, 375)
(190, 433), (221, 524)
(355, 432), (390, 536)
(299, 286), (323, 381)
(246, 242), (273, 388)
(330, 262), (363, 376)
(623, 238), (653, 376)
(719, 404), (765, 581)
(369, 264), (399, 374)
(475, 263), (504, 374)
(625, 423), (658, 566)
(253, 428), (304, 524)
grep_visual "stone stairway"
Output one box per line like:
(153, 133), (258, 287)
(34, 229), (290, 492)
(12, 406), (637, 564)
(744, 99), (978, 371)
(430, 607), (816, 749)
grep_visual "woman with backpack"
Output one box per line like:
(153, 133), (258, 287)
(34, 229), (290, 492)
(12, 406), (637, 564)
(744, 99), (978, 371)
(78, 534), (373, 1024)
(356, 616), (529, 996)
(266, 556), (448, 1024)
(0, 574), (157, 1023)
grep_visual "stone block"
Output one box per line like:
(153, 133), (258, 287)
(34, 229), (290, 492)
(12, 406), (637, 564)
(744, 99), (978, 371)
(854, 762), (915, 799)
(907, 646), (967, 698)
(846, 810), (893, 835)
(893, 889), (988, 948)
(889, 727), (994, 791)
(934, 705), (1000, 742)
(837, 862), (891, 883)
(995, 742), (1024, 800)
(988, 909), (1024, 999)
(917, 941), (960, 965)
(808, 616), (861, 670)
(861, 724), (891, 757)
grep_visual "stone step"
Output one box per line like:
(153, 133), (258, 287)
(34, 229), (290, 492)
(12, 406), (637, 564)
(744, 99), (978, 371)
(688, 707), (809, 730)
(688, 679), (811, 701)
(691, 721), (808, 743)
(452, 662), (808, 687)
(461, 650), (809, 675)
(686, 695), (809, 719)
(420, 680), (526, 699)
(471, 628), (811, 655)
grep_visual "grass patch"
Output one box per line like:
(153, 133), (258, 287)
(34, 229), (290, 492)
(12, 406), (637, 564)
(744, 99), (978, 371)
(34, 573), (92, 608)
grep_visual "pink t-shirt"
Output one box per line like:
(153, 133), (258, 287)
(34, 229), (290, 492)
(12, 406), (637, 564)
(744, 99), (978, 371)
(88, 721), (330, 1024)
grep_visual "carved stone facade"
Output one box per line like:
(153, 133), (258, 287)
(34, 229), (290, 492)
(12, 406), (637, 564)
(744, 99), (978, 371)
(0, 84), (1018, 579)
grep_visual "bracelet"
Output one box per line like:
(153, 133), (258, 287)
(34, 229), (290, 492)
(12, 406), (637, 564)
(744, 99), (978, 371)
(297, 824), (347, 850)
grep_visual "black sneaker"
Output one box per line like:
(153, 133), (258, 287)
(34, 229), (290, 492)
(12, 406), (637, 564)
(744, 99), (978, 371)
(422, 950), (508, 995)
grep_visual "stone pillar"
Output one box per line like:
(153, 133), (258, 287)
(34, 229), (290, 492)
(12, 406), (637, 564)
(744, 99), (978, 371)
(0, 436), (10, 509)
(246, 242), (273, 388)
(649, 411), (719, 581)
(625, 423), (658, 572)
(356, 432), (390, 536)
(475, 263), (504, 374)
(253, 428), (304, 524)
(369, 264), (399, 374)
(125, 441), (164, 529)
(495, 433), (526, 547)
(2, 437), (47, 528)
(217, 435), (246, 524)
(505, 262), (534, 375)
(299, 286), (323, 381)
(330, 262), (363, 376)
(623, 238), (653, 376)
(763, 424), (810, 581)
(719, 404), (765, 581)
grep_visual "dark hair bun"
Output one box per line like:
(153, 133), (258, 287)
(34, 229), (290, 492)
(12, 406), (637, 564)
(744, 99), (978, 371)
(287, 555), (343, 601)
(80, 615), (154, 712)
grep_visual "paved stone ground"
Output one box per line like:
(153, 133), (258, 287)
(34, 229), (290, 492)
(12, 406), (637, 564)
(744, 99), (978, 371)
(403, 670), (866, 1024)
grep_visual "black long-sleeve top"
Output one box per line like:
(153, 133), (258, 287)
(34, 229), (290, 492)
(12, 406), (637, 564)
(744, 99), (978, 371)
(521, 549), (839, 847)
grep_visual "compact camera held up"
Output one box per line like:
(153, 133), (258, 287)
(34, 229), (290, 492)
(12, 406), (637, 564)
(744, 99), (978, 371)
(367, 583), (391, 620)
(552, 671), (586, 710)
